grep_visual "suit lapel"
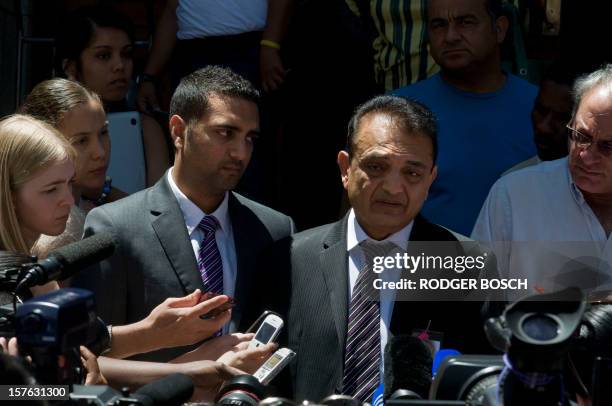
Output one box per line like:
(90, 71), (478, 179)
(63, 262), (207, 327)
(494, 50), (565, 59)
(320, 216), (350, 348)
(228, 194), (258, 330)
(390, 215), (457, 335)
(149, 176), (204, 294)
(409, 214), (449, 241)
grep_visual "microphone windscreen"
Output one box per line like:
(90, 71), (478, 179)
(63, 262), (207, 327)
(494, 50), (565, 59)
(48, 233), (115, 279)
(383, 335), (433, 400)
(133, 373), (194, 406)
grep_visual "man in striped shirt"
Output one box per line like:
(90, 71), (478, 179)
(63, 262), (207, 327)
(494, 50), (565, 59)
(345, 0), (438, 90)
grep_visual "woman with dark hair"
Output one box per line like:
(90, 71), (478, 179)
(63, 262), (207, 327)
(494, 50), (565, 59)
(21, 78), (126, 212)
(55, 5), (170, 188)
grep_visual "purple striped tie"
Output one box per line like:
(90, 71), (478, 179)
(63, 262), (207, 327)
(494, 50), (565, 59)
(197, 215), (223, 294)
(342, 240), (395, 402)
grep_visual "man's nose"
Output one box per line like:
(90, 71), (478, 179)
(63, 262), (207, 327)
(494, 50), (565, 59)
(534, 113), (555, 137)
(578, 143), (601, 164)
(444, 23), (462, 43)
(229, 139), (252, 162)
(381, 170), (404, 195)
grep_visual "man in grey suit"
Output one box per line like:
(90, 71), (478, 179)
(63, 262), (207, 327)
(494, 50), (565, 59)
(251, 96), (493, 402)
(73, 66), (295, 362)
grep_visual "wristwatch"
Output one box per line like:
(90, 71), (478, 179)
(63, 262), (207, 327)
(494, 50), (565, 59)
(136, 73), (157, 86)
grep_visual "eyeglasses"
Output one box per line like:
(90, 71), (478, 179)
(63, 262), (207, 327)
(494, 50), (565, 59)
(566, 124), (612, 157)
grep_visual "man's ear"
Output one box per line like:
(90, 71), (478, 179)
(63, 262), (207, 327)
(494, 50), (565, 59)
(495, 15), (509, 44)
(337, 150), (351, 190)
(62, 59), (78, 81)
(430, 164), (438, 185)
(169, 115), (187, 151)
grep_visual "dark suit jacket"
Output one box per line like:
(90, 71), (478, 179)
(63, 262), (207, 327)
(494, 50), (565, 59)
(72, 174), (295, 362)
(247, 214), (495, 402)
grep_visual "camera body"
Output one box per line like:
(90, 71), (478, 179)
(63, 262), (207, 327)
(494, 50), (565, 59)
(16, 288), (98, 353)
(11, 288), (108, 386)
(427, 288), (587, 406)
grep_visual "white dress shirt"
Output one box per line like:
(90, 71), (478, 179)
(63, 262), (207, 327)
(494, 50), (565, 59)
(346, 209), (413, 379)
(177, 0), (267, 39)
(472, 158), (612, 300)
(167, 169), (238, 302)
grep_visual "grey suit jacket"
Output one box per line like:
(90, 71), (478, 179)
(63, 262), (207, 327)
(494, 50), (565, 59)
(72, 174), (295, 361)
(248, 214), (495, 402)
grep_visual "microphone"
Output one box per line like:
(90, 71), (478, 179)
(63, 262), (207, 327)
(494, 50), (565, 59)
(131, 373), (194, 406)
(16, 233), (115, 290)
(383, 335), (433, 400)
(70, 373), (194, 405)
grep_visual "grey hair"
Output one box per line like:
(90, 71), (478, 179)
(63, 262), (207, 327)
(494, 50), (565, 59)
(572, 64), (612, 120)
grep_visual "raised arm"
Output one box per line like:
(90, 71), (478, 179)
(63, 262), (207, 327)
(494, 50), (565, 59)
(137, 0), (179, 112)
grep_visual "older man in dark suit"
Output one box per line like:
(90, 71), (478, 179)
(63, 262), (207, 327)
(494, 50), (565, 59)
(250, 95), (494, 402)
(73, 66), (295, 362)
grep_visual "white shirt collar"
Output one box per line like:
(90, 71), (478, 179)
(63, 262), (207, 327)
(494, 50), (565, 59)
(167, 168), (231, 235)
(346, 208), (413, 252)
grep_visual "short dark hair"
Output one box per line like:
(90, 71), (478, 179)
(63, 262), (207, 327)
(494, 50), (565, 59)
(541, 59), (587, 88)
(169, 66), (261, 126)
(427, 0), (503, 22)
(55, 5), (134, 75)
(346, 95), (438, 164)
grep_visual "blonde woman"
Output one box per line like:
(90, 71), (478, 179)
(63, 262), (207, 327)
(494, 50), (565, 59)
(0, 115), (75, 253)
(0, 115), (75, 296)
(0, 114), (106, 384)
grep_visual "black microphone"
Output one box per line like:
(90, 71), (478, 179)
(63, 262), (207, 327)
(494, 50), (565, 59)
(17, 233), (115, 290)
(383, 335), (433, 400)
(131, 373), (194, 406)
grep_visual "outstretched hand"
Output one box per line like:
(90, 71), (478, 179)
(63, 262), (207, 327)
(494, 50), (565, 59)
(217, 341), (277, 374)
(171, 332), (254, 363)
(144, 289), (232, 350)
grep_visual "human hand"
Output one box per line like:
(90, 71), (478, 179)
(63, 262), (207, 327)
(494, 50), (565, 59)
(183, 360), (243, 401)
(137, 81), (160, 113)
(30, 281), (60, 296)
(217, 341), (277, 374)
(0, 336), (19, 356)
(171, 332), (254, 363)
(143, 289), (232, 351)
(80, 346), (107, 385)
(260, 47), (286, 92)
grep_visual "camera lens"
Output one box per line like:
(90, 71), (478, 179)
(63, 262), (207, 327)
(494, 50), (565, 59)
(521, 313), (559, 341)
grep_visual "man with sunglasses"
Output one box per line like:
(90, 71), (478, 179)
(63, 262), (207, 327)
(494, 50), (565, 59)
(472, 65), (612, 300)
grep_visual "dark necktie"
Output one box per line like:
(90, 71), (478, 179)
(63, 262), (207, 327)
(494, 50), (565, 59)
(342, 240), (395, 402)
(197, 215), (223, 294)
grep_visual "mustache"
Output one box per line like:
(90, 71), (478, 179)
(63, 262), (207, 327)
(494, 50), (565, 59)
(221, 160), (245, 170)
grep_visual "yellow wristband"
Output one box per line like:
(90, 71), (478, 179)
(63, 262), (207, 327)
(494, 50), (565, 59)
(260, 39), (281, 50)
